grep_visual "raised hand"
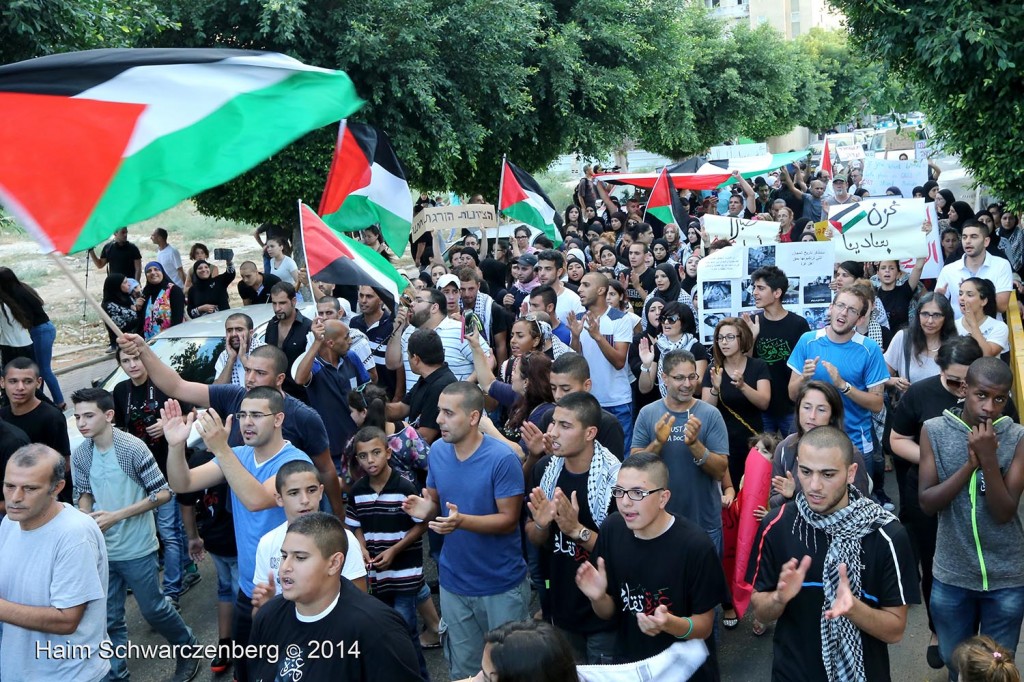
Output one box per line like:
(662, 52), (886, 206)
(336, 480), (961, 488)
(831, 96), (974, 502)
(586, 311), (603, 339)
(654, 413), (676, 445)
(161, 399), (195, 447)
(527, 487), (555, 528)
(196, 409), (232, 453)
(709, 366), (724, 391)
(311, 317), (326, 341)
(638, 336), (656, 367)
(801, 356), (820, 380)
(427, 502), (463, 535)
(575, 557), (609, 601)
(552, 489), (581, 535)
(520, 421), (549, 457)
(683, 414), (703, 446)
(637, 604), (673, 637)
(566, 313), (585, 339)
(742, 312), (761, 342)
(772, 471), (796, 499)
(820, 360), (843, 387)
(773, 555), (812, 607)
(402, 489), (435, 520)
(251, 571), (276, 610)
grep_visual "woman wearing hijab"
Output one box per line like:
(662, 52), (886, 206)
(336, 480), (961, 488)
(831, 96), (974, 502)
(644, 263), (684, 308)
(650, 238), (674, 266)
(101, 273), (143, 350)
(934, 189), (956, 220)
(922, 180), (939, 202)
(946, 200), (975, 234)
(141, 261), (185, 339)
(186, 258), (236, 318)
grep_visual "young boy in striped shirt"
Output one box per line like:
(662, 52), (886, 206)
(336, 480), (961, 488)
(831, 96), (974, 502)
(346, 426), (430, 681)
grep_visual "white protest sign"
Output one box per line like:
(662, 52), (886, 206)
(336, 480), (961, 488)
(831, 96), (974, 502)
(709, 143), (768, 160)
(899, 202), (943, 279)
(410, 204), (498, 242)
(702, 214), (780, 246)
(914, 140), (928, 161)
(696, 240), (836, 344)
(861, 157), (928, 198)
(828, 197), (929, 263)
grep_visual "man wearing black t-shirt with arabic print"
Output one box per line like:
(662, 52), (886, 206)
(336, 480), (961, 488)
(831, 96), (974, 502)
(576, 452), (725, 681)
(248, 512), (421, 681)
(748, 426), (918, 682)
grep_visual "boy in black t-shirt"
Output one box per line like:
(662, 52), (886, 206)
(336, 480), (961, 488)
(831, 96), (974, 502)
(346, 427), (430, 681)
(576, 452), (725, 681)
(248, 512), (421, 681)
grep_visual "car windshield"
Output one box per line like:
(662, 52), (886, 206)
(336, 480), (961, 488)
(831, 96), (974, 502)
(102, 336), (226, 391)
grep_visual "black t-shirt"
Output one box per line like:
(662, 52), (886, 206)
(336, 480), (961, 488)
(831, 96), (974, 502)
(877, 283), (914, 336)
(530, 456), (616, 634)
(402, 365), (457, 431)
(538, 408), (625, 460)
(0, 419), (30, 481)
(749, 503), (919, 682)
(770, 187), (804, 221)
(480, 258), (509, 298)
(626, 268), (657, 315)
(176, 449), (236, 557)
(594, 512), (725, 678)
(112, 379), (192, 476)
(249, 579), (421, 682)
(702, 357), (770, 460)
(752, 311), (811, 417)
(265, 310), (313, 402)
(1, 402), (72, 502)
(100, 240), (142, 279)
(237, 272), (281, 305)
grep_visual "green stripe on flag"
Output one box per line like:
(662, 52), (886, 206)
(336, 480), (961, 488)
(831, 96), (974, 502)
(503, 200), (560, 246)
(72, 69), (362, 252)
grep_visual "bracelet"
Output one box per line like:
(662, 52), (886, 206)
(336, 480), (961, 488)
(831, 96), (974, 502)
(710, 388), (720, 397)
(841, 383), (852, 395)
(675, 616), (694, 640)
(693, 450), (709, 467)
(533, 521), (548, 532)
(641, 365), (653, 374)
(723, 486), (734, 491)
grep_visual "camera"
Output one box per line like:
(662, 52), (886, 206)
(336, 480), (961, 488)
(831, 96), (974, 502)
(214, 248), (234, 261)
(463, 311), (484, 335)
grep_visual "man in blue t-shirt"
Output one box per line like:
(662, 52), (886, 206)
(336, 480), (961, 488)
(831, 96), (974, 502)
(787, 287), (888, 459)
(402, 382), (529, 680)
(162, 387), (311, 682)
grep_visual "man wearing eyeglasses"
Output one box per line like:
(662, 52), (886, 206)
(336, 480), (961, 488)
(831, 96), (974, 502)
(787, 287), (889, 470)
(631, 349), (730, 550)
(293, 318), (371, 483)
(161, 388), (313, 682)
(576, 452), (725, 678)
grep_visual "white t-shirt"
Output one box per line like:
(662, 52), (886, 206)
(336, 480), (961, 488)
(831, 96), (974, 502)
(576, 307), (634, 407)
(936, 253), (1013, 320)
(156, 245), (184, 288)
(400, 317), (491, 391)
(0, 505), (110, 682)
(270, 256), (300, 286)
(254, 521), (366, 595)
(883, 329), (941, 383)
(956, 316), (1009, 353)
(555, 287), (584, 326)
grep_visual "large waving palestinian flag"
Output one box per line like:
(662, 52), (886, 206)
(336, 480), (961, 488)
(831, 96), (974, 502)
(299, 202), (408, 302)
(0, 48), (364, 254)
(318, 121), (412, 257)
(499, 159), (560, 244)
(644, 167), (689, 229)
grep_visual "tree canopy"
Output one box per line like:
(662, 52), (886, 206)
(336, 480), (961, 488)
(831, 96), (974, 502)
(828, 0), (1024, 209)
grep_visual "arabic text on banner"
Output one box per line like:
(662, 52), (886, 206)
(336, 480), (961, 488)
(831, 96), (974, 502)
(860, 158), (928, 198)
(696, 241), (836, 345)
(703, 214), (780, 246)
(899, 202), (942, 279)
(828, 197), (929, 263)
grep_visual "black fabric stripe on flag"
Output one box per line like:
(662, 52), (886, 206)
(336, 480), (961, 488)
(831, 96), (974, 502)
(348, 123), (406, 180)
(0, 48), (264, 97)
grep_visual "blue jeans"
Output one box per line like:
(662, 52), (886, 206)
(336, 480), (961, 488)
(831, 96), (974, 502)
(30, 321), (63, 405)
(931, 578), (1024, 680)
(606, 403), (633, 452)
(155, 499), (187, 599)
(107, 551), (194, 680)
(761, 412), (794, 438)
(212, 553), (239, 603)
(382, 591), (430, 681)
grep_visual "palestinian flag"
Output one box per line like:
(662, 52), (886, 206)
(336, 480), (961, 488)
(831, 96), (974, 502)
(499, 159), (560, 244)
(299, 202), (408, 302)
(598, 150), (812, 190)
(318, 121), (412, 257)
(0, 48), (363, 255)
(829, 203), (868, 233)
(644, 167), (688, 228)
(821, 136), (834, 177)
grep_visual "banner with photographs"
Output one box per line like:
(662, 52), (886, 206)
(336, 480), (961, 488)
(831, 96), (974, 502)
(696, 241), (836, 345)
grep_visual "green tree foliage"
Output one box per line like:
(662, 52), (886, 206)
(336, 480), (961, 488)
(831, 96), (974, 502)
(827, 0), (1024, 208)
(0, 0), (174, 64)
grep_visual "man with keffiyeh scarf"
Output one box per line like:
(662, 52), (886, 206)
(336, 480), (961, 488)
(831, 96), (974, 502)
(749, 425), (918, 682)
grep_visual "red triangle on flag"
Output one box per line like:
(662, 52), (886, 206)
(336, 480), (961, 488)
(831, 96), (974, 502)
(499, 160), (529, 211)
(821, 136), (833, 177)
(300, 202), (355, 277)
(318, 121), (372, 216)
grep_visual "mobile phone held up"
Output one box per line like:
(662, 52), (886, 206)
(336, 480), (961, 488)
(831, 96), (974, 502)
(461, 311), (484, 341)
(213, 248), (234, 261)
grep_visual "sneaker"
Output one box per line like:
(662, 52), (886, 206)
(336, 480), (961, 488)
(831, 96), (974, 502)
(172, 638), (200, 682)
(210, 639), (233, 674)
(882, 501), (896, 513)
(180, 570), (202, 596)
(165, 595), (181, 612)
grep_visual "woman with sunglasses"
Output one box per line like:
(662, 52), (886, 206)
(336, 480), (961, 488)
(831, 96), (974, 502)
(635, 302), (708, 407)
(956, 276), (1008, 357)
(888, 336), (993, 669)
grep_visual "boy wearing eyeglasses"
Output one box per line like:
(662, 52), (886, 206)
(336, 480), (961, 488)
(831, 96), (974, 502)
(576, 452), (725, 679)
(161, 388), (312, 682)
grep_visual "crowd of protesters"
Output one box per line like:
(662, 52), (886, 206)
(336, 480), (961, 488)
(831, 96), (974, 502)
(2, 159), (1024, 682)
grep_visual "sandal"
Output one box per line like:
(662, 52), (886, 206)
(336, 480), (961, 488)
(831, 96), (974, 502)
(419, 627), (441, 650)
(722, 611), (739, 630)
(752, 619), (767, 637)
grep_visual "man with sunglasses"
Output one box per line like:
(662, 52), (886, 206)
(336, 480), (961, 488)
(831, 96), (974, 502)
(632, 349), (729, 550)
(162, 387), (312, 682)
(787, 287), (889, 469)
(576, 452), (725, 678)
(293, 317), (371, 481)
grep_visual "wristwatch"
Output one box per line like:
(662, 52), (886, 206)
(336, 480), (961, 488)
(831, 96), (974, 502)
(841, 383), (852, 395)
(576, 527), (592, 544)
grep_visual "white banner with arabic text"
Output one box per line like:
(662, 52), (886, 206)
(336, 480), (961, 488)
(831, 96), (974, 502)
(828, 197), (929, 263)
(703, 214), (780, 246)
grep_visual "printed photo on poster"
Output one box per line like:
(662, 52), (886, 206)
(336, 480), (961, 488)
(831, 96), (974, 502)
(803, 276), (833, 304)
(740, 279), (755, 307)
(703, 281), (733, 310)
(804, 307), (830, 330)
(782, 278), (800, 305)
(703, 313), (727, 340)
(747, 245), (776, 275)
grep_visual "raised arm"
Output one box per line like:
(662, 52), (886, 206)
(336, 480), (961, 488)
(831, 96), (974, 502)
(781, 167), (805, 201)
(732, 170), (756, 214)
(117, 333), (211, 407)
(907, 256), (926, 292)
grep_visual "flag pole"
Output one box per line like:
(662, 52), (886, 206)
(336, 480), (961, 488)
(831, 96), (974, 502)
(295, 199), (316, 303)
(497, 154), (507, 223)
(48, 252), (123, 338)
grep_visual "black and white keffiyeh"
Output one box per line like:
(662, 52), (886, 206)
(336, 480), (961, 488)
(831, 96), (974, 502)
(539, 441), (620, 528)
(794, 486), (896, 682)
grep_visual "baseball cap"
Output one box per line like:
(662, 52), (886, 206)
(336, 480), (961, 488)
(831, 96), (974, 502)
(516, 254), (538, 268)
(436, 274), (460, 291)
